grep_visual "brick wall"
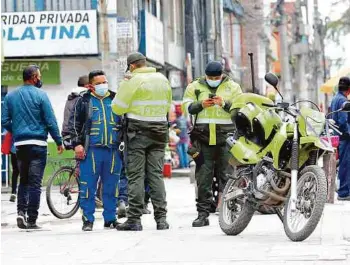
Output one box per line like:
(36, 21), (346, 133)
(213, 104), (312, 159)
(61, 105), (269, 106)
(240, 0), (265, 92)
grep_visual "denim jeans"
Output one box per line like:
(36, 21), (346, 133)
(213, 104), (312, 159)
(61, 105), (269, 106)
(338, 141), (350, 197)
(177, 143), (189, 168)
(16, 145), (47, 223)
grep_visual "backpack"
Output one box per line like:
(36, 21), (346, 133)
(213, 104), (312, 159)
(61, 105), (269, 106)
(62, 92), (82, 150)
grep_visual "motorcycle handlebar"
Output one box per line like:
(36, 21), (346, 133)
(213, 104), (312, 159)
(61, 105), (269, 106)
(262, 103), (277, 108)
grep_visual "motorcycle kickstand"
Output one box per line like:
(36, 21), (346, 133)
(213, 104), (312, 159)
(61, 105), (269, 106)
(275, 208), (283, 222)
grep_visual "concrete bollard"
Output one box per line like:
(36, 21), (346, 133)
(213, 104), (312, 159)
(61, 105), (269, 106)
(323, 153), (337, 204)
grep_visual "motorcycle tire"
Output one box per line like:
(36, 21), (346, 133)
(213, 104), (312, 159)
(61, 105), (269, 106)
(283, 165), (327, 242)
(219, 178), (255, 236)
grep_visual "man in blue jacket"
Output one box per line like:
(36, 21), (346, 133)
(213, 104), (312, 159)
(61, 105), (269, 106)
(331, 76), (350, 201)
(68, 70), (122, 231)
(1, 65), (63, 229)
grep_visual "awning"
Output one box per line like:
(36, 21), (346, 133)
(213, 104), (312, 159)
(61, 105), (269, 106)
(320, 67), (350, 94)
(223, 0), (244, 18)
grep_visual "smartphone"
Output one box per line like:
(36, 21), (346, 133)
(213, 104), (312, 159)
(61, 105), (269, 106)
(209, 93), (215, 99)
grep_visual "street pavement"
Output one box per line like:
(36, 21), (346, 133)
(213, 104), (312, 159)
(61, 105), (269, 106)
(1, 177), (350, 265)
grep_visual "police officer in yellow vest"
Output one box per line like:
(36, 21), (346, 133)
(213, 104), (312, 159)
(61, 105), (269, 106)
(183, 61), (242, 227)
(112, 52), (171, 231)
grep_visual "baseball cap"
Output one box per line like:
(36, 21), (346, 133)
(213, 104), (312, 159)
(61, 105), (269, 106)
(339, 76), (350, 87)
(126, 52), (146, 71)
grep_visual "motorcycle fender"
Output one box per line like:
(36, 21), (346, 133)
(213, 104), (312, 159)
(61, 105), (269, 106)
(229, 137), (262, 165)
(300, 136), (334, 152)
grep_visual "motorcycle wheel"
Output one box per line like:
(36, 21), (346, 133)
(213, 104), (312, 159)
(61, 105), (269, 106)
(219, 178), (255, 236)
(283, 165), (327, 242)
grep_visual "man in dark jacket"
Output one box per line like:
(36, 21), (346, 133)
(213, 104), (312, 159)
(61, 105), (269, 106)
(61, 75), (89, 149)
(331, 76), (350, 201)
(1, 65), (63, 229)
(68, 70), (122, 231)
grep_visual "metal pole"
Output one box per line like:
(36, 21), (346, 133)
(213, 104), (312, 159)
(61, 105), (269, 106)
(313, 0), (321, 106)
(295, 0), (308, 101)
(248, 53), (256, 93)
(277, 0), (293, 103)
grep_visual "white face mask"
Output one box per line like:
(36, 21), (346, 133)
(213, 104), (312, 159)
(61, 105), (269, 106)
(94, 83), (108, 96)
(206, 79), (221, 88)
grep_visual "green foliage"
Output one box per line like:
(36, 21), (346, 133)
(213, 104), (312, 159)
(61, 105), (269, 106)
(327, 1), (350, 44)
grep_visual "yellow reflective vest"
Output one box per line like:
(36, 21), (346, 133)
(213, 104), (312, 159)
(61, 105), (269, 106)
(182, 76), (242, 145)
(112, 67), (172, 122)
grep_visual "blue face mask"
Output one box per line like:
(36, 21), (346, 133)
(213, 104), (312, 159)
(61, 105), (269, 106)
(94, 84), (108, 96)
(206, 79), (221, 88)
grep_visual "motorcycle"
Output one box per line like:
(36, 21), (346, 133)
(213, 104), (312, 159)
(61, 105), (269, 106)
(219, 73), (350, 242)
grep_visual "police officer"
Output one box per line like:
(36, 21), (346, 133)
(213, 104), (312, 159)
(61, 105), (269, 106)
(331, 76), (350, 201)
(68, 70), (122, 231)
(182, 61), (242, 227)
(112, 52), (171, 231)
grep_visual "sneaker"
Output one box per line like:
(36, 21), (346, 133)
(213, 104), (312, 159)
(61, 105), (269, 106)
(118, 201), (128, 218)
(156, 220), (170, 230)
(104, 220), (120, 229)
(192, 214), (209, 227)
(142, 204), (151, 215)
(337, 195), (350, 201)
(9, 194), (16, 202)
(82, 221), (94, 231)
(27, 222), (42, 229)
(116, 220), (143, 231)
(16, 212), (27, 229)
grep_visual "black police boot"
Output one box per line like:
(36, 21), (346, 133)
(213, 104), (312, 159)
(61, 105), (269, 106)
(156, 220), (170, 230)
(192, 214), (209, 227)
(82, 221), (93, 231)
(116, 219), (143, 231)
(104, 220), (120, 229)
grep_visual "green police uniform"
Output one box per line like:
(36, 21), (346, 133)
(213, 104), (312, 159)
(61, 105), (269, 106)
(182, 75), (242, 218)
(112, 66), (172, 225)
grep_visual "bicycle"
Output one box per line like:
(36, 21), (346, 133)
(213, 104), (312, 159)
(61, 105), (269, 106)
(46, 158), (80, 219)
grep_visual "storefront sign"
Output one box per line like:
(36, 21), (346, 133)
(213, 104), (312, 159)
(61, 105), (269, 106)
(139, 10), (164, 65)
(1, 61), (60, 86)
(2, 10), (98, 57)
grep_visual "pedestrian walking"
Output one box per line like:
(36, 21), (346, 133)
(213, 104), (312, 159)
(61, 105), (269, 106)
(330, 76), (350, 201)
(1, 65), (63, 229)
(182, 61), (242, 227)
(112, 52), (171, 231)
(68, 70), (123, 231)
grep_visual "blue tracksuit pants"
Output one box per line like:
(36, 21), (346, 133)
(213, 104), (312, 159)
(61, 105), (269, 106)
(338, 141), (350, 198)
(79, 147), (121, 222)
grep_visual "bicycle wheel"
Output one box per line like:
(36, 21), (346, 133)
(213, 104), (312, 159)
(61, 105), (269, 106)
(46, 166), (80, 219)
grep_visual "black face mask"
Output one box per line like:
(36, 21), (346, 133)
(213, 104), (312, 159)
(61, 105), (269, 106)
(34, 79), (43, 88)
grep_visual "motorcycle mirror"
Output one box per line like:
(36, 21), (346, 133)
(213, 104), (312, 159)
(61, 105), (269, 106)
(341, 101), (350, 111)
(265, 73), (279, 87)
(264, 73), (284, 101)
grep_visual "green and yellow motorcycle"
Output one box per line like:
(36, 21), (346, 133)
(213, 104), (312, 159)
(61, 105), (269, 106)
(219, 73), (349, 242)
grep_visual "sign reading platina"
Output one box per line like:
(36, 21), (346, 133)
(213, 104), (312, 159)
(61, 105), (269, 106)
(1, 10), (98, 57)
